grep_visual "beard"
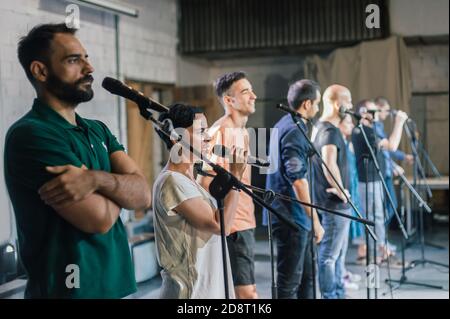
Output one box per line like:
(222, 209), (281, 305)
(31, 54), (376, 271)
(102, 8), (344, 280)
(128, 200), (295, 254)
(46, 72), (94, 106)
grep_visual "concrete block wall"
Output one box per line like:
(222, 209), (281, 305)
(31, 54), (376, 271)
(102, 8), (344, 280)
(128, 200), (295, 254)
(408, 44), (449, 175)
(408, 45), (449, 93)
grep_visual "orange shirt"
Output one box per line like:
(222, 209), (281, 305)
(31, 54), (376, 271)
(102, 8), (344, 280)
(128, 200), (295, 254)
(207, 118), (256, 233)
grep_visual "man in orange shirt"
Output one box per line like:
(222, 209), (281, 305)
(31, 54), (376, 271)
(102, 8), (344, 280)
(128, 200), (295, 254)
(199, 71), (258, 299)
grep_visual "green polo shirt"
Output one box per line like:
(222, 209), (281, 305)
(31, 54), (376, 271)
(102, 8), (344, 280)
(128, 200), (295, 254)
(4, 99), (136, 298)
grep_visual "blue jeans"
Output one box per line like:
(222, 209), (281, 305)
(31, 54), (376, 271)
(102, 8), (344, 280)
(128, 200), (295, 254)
(273, 223), (314, 299)
(384, 176), (397, 225)
(318, 208), (351, 299)
(358, 181), (386, 249)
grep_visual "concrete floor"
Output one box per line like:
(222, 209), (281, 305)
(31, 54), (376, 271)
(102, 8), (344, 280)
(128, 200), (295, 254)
(2, 224), (448, 299)
(132, 224), (449, 299)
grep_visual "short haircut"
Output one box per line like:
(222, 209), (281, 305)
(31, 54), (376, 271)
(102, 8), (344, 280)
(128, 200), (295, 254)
(157, 103), (203, 150)
(355, 99), (374, 115)
(18, 23), (77, 83)
(374, 96), (390, 107)
(214, 71), (247, 97)
(287, 79), (321, 110)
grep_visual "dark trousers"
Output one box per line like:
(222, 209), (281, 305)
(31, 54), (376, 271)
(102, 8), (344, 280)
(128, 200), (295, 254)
(273, 223), (314, 299)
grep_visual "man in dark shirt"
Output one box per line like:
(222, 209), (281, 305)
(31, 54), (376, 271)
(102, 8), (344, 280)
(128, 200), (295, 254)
(311, 84), (353, 299)
(263, 79), (324, 299)
(351, 99), (407, 262)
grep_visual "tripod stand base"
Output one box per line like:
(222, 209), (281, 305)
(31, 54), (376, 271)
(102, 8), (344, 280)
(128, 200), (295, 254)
(406, 241), (447, 251)
(406, 259), (449, 271)
(385, 276), (444, 293)
(424, 241), (447, 250)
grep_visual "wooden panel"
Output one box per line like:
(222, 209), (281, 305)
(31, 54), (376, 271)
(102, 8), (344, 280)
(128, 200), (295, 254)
(174, 85), (224, 126)
(126, 81), (154, 218)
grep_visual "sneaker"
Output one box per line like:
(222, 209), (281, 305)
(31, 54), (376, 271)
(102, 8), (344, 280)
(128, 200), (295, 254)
(356, 256), (366, 265)
(344, 281), (359, 290)
(345, 271), (362, 283)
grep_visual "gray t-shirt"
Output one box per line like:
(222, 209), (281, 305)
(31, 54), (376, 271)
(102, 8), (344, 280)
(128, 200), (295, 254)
(153, 169), (235, 299)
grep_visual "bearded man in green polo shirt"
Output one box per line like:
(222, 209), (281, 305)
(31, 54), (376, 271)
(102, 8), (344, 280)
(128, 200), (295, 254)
(4, 23), (152, 298)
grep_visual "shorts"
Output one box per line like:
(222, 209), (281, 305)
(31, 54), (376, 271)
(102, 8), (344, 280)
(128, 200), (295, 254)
(226, 228), (256, 286)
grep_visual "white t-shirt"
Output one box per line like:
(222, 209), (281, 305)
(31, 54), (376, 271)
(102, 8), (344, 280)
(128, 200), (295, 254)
(153, 169), (235, 299)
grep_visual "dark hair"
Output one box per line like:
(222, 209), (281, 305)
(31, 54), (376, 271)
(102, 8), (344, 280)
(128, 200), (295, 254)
(214, 71), (247, 97)
(355, 99), (374, 115)
(287, 79), (321, 110)
(157, 103), (203, 150)
(18, 23), (77, 83)
(374, 96), (389, 107)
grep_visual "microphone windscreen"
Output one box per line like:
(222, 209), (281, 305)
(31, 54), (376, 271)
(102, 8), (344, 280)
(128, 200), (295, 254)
(102, 77), (127, 95)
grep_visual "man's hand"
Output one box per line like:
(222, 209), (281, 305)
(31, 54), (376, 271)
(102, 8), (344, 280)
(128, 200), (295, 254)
(393, 163), (405, 176)
(229, 135), (249, 180)
(395, 111), (408, 124)
(404, 154), (414, 165)
(39, 165), (97, 207)
(326, 188), (350, 203)
(313, 221), (325, 244)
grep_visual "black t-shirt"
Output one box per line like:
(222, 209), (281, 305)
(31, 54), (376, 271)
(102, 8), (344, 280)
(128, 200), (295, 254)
(351, 124), (386, 183)
(311, 121), (350, 211)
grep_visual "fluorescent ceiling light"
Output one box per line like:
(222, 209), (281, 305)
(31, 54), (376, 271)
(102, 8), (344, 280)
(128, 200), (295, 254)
(69, 0), (139, 17)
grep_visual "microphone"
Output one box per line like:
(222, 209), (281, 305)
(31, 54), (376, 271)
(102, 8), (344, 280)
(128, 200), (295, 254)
(194, 162), (215, 178)
(388, 109), (412, 123)
(276, 103), (301, 118)
(389, 109), (399, 116)
(212, 145), (270, 167)
(389, 109), (408, 117)
(102, 77), (168, 113)
(339, 106), (362, 121)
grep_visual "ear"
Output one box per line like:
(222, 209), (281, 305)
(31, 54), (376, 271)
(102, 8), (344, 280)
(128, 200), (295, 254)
(222, 95), (233, 107)
(334, 100), (341, 112)
(299, 100), (310, 111)
(30, 61), (48, 83)
(304, 100), (312, 110)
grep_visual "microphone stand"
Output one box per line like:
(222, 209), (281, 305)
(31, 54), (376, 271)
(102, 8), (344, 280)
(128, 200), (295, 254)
(404, 121), (433, 199)
(242, 184), (375, 304)
(363, 157), (372, 299)
(403, 121), (449, 271)
(416, 139), (442, 179)
(135, 105), (302, 299)
(309, 160), (317, 299)
(196, 167), (374, 300)
(383, 164), (444, 293)
(262, 190), (277, 299)
(242, 184), (375, 226)
(244, 183), (375, 300)
(370, 156), (378, 299)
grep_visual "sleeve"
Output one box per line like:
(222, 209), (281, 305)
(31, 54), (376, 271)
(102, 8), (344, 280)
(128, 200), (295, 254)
(160, 174), (203, 216)
(374, 122), (387, 139)
(5, 124), (84, 191)
(280, 129), (308, 183)
(95, 120), (125, 154)
(321, 127), (342, 148)
(390, 150), (406, 161)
